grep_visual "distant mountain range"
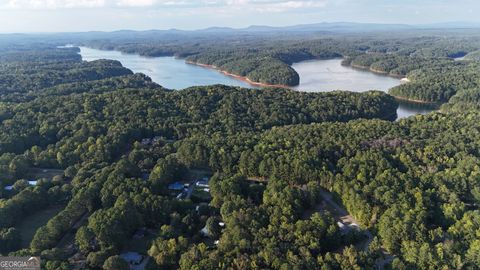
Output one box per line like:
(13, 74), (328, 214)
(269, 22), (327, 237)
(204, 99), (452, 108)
(196, 21), (480, 33)
(2, 21), (480, 38)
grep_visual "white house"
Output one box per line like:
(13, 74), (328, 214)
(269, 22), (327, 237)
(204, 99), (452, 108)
(28, 180), (38, 186)
(196, 180), (209, 188)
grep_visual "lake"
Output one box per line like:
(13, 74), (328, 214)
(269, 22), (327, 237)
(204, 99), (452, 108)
(79, 47), (252, 89)
(292, 59), (401, 92)
(79, 47), (435, 119)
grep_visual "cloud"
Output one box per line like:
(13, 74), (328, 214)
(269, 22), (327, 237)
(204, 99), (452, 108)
(253, 1), (328, 12)
(0, 0), (328, 10)
(1, 0), (106, 9)
(116, 0), (156, 7)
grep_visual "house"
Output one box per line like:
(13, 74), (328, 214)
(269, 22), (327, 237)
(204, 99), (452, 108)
(196, 180), (209, 188)
(141, 136), (162, 146)
(349, 223), (360, 231)
(3, 180), (37, 191)
(141, 138), (151, 145)
(28, 180), (38, 186)
(120, 252), (144, 266)
(200, 226), (209, 236)
(337, 221), (360, 234)
(168, 182), (184, 191)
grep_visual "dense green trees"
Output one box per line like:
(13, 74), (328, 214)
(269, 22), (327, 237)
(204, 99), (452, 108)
(0, 55), (132, 96)
(148, 236), (189, 268)
(3, 35), (480, 269)
(0, 47), (397, 267)
(103, 255), (129, 270)
(77, 30), (480, 94)
(343, 53), (452, 77)
(0, 187), (52, 229)
(389, 61), (480, 102)
(88, 197), (142, 251)
(0, 228), (21, 254)
(149, 156), (186, 190)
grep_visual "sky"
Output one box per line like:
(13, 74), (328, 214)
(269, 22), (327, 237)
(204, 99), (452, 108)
(0, 0), (478, 33)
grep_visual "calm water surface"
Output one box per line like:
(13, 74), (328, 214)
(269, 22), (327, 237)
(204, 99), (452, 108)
(292, 59), (400, 92)
(79, 47), (434, 119)
(80, 47), (251, 89)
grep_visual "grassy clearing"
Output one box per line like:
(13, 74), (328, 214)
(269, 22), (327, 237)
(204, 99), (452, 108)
(55, 212), (89, 249)
(185, 169), (212, 181)
(17, 205), (64, 248)
(29, 168), (64, 180)
(191, 188), (211, 202)
(124, 231), (158, 254)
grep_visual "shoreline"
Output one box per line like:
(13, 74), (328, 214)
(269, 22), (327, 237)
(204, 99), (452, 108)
(80, 47), (435, 108)
(171, 60), (434, 107)
(349, 64), (404, 79)
(392, 95), (439, 105)
(400, 78), (411, 84)
(185, 60), (292, 88)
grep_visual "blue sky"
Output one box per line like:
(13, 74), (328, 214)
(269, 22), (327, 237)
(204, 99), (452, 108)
(0, 0), (478, 33)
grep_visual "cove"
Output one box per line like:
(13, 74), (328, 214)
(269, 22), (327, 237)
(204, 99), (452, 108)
(79, 47), (435, 119)
(290, 59), (436, 119)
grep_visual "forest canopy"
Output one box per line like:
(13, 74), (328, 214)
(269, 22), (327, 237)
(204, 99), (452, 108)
(1, 30), (480, 269)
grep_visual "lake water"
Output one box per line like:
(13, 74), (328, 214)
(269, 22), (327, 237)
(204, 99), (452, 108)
(79, 47), (435, 119)
(80, 47), (252, 89)
(292, 59), (401, 92)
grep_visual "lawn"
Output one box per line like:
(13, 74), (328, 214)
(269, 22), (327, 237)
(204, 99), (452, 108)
(191, 188), (211, 202)
(185, 169), (212, 182)
(29, 168), (64, 180)
(124, 231), (158, 254)
(17, 205), (64, 248)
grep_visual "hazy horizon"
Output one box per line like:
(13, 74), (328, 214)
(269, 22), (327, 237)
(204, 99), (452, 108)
(0, 0), (479, 33)
(2, 20), (480, 35)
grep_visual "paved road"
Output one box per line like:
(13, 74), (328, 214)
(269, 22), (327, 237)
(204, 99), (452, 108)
(318, 189), (349, 218)
(131, 257), (149, 270)
(246, 177), (268, 183)
(185, 181), (196, 199)
(249, 180), (394, 268)
(317, 188), (394, 268)
(317, 189), (372, 249)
